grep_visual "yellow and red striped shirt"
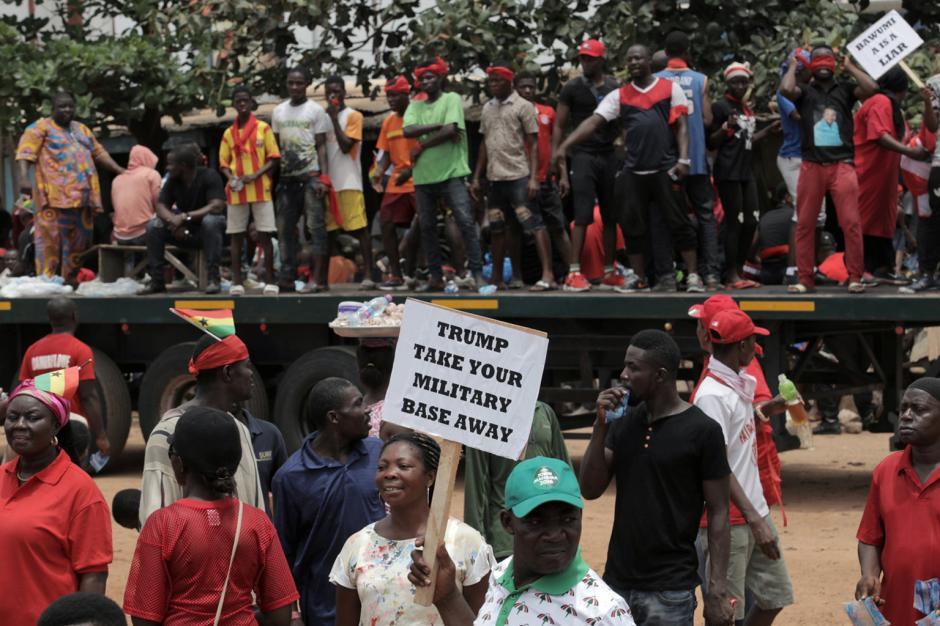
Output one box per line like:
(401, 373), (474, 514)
(219, 118), (280, 204)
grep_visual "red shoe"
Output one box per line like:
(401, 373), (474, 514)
(599, 270), (625, 290)
(563, 271), (591, 292)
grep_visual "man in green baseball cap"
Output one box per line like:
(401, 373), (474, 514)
(409, 456), (635, 625)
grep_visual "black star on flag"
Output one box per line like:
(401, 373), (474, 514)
(51, 371), (61, 378)
(198, 317), (209, 328)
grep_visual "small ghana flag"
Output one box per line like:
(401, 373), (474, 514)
(34, 366), (81, 399)
(170, 308), (235, 340)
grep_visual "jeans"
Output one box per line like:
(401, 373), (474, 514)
(685, 174), (719, 277)
(275, 177), (327, 284)
(146, 214), (225, 286)
(486, 177), (545, 234)
(415, 177), (482, 277)
(612, 588), (696, 626)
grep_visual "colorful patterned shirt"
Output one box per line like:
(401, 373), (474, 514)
(16, 117), (108, 210)
(330, 518), (494, 626)
(219, 117), (281, 204)
(474, 553), (635, 626)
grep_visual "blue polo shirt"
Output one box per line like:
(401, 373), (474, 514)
(776, 91), (802, 159)
(272, 433), (384, 626)
(243, 411), (288, 516)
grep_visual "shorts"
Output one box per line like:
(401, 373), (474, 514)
(537, 182), (567, 234)
(379, 192), (416, 227)
(569, 150), (619, 226)
(226, 201), (276, 234)
(486, 177), (544, 235)
(326, 190), (368, 232)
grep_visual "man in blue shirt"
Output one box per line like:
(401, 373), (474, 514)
(242, 408), (288, 517)
(656, 31), (720, 289)
(273, 377), (385, 626)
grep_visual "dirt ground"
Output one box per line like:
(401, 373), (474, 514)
(91, 422), (891, 625)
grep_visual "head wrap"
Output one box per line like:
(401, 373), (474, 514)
(188, 335), (249, 376)
(724, 62), (752, 82)
(10, 379), (71, 427)
(486, 66), (515, 83)
(414, 57), (449, 80)
(384, 75), (411, 94)
(908, 377), (940, 402)
(810, 55), (836, 74)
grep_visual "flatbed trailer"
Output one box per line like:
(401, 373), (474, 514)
(2, 285), (937, 458)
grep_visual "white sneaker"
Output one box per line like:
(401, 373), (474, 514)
(230, 284), (246, 296)
(263, 283), (280, 296)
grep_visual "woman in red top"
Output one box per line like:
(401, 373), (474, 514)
(0, 379), (112, 626)
(124, 406), (298, 626)
(854, 67), (929, 278)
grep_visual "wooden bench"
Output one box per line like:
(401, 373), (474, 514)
(95, 244), (208, 290)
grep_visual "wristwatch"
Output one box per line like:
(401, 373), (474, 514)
(678, 158), (691, 166)
(184, 213), (192, 223)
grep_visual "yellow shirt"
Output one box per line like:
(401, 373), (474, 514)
(219, 117), (280, 204)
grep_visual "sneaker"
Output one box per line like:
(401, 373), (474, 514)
(787, 282), (815, 294)
(860, 273), (879, 287)
(686, 272), (705, 293)
(403, 275), (418, 289)
(360, 278), (376, 290)
(705, 274), (722, 290)
(872, 270), (911, 286)
(416, 277), (446, 292)
(614, 276), (650, 293)
(454, 271), (476, 289)
(598, 270), (625, 290)
(847, 281), (866, 294)
(813, 420), (842, 435)
(139, 283), (166, 295)
(229, 284), (246, 296)
(899, 275), (938, 294)
(651, 275), (678, 292)
(204, 282), (221, 295)
(262, 283), (280, 296)
(563, 272), (591, 292)
(378, 276), (407, 291)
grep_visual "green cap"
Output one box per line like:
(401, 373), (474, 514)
(505, 456), (584, 518)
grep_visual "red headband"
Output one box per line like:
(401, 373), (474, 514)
(486, 66), (515, 83)
(810, 56), (836, 73)
(385, 75), (411, 94)
(415, 56), (449, 80)
(188, 335), (249, 376)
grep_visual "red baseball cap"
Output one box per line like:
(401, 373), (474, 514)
(708, 309), (770, 344)
(577, 39), (606, 58)
(688, 295), (738, 327)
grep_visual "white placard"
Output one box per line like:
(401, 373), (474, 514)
(848, 10), (923, 80)
(383, 299), (548, 460)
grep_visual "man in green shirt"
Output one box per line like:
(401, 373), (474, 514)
(464, 401), (570, 559)
(403, 56), (483, 291)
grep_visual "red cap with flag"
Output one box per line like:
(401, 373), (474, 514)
(577, 39), (606, 58)
(708, 309), (770, 344)
(688, 295), (737, 327)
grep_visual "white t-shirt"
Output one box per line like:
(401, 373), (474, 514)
(330, 517), (494, 626)
(693, 358), (769, 520)
(325, 107), (364, 192)
(271, 99), (332, 177)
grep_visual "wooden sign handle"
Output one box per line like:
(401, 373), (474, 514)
(414, 440), (462, 606)
(899, 60), (925, 89)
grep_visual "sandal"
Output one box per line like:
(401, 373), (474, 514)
(529, 279), (557, 292)
(507, 280), (524, 290)
(787, 282), (815, 294)
(727, 279), (760, 290)
(847, 281), (866, 294)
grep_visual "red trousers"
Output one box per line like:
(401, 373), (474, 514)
(795, 161), (863, 285)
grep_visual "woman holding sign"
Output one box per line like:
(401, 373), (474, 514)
(331, 432), (494, 625)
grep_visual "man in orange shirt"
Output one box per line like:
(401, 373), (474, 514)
(371, 75), (419, 290)
(220, 85), (281, 295)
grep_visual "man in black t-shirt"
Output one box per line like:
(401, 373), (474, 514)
(142, 144), (227, 294)
(552, 38), (621, 292)
(780, 44), (877, 294)
(580, 329), (733, 626)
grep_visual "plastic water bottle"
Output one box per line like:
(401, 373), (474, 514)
(778, 374), (809, 424)
(604, 389), (630, 423)
(89, 451), (109, 473)
(444, 280), (459, 294)
(365, 294), (393, 316)
(352, 305), (373, 326)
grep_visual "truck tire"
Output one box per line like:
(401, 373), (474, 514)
(139, 342), (269, 440)
(274, 346), (360, 452)
(92, 348), (132, 462)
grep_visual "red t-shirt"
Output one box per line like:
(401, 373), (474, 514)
(857, 447), (940, 626)
(124, 497), (298, 624)
(533, 102), (555, 183)
(0, 450), (112, 626)
(854, 94), (905, 239)
(19, 333), (95, 417)
(574, 206), (626, 281)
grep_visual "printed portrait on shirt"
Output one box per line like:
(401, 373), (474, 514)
(732, 114), (756, 150)
(813, 107), (842, 147)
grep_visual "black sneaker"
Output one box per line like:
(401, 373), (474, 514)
(872, 270), (911, 286)
(899, 275), (938, 294)
(813, 420), (842, 435)
(651, 275), (678, 292)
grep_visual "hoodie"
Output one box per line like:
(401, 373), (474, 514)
(111, 145), (162, 241)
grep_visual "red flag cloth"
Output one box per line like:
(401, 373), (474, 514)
(231, 113), (258, 157)
(485, 66), (515, 82)
(187, 335), (249, 375)
(414, 56), (449, 80)
(319, 174), (343, 227)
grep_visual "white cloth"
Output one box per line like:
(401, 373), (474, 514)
(271, 99), (332, 177)
(474, 556), (636, 626)
(693, 358), (769, 520)
(330, 518), (494, 626)
(325, 107), (364, 191)
(139, 405), (264, 526)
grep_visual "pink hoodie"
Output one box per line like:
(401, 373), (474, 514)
(111, 145), (161, 241)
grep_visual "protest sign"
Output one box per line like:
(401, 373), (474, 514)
(384, 298), (549, 460)
(383, 298), (548, 605)
(848, 10), (923, 85)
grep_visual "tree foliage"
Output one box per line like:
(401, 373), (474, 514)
(1, 0), (938, 146)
